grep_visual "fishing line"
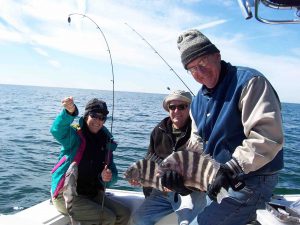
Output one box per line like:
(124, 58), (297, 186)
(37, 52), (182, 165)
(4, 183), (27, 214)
(68, 13), (115, 135)
(67, 13), (115, 223)
(125, 22), (195, 96)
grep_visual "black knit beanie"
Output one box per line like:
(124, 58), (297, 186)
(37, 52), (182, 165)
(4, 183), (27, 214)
(83, 98), (109, 118)
(177, 29), (220, 69)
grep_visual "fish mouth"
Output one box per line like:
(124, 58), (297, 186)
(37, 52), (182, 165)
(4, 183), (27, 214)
(123, 171), (130, 179)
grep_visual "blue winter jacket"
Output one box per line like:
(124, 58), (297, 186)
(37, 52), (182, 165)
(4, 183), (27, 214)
(191, 61), (283, 176)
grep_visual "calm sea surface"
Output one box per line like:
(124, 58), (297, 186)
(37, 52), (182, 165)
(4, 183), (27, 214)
(0, 84), (299, 214)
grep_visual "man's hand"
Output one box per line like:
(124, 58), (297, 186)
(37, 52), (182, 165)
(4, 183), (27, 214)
(161, 170), (192, 196)
(128, 179), (141, 187)
(207, 161), (245, 202)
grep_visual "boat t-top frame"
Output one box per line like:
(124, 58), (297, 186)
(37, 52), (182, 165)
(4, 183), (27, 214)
(237, 0), (300, 24)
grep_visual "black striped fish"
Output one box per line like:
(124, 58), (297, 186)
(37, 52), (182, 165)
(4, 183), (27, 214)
(63, 161), (79, 225)
(158, 150), (229, 203)
(123, 154), (165, 191)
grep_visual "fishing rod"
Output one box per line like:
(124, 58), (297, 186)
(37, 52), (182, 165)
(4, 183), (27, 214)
(125, 22), (195, 96)
(68, 13), (115, 134)
(67, 13), (114, 223)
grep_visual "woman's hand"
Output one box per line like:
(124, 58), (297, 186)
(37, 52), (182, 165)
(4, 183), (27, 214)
(62, 96), (76, 114)
(101, 165), (112, 182)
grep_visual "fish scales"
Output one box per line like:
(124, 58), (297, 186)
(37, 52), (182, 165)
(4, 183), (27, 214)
(196, 154), (207, 190)
(144, 159), (162, 190)
(207, 161), (215, 185)
(149, 161), (157, 180)
(191, 151), (200, 183)
(148, 159), (155, 183)
(143, 159), (148, 181)
(158, 151), (220, 192)
(201, 156), (210, 190)
(182, 150), (189, 178)
(198, 154), (218, 191)
(124, 154), (164, 191)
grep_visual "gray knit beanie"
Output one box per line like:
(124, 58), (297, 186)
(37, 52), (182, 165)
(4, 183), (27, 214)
(177, 29), (220, 69)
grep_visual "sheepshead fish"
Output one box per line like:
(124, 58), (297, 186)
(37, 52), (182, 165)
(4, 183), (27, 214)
(123, 154), (165, 191)
(63, 161), (79, 225)
(158, 151), (229, 203)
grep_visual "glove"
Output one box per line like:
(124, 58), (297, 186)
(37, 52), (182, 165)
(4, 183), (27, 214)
(207, 159), (245, 202)
(143, 187), (153, 198)
(161, 170), (192, 196)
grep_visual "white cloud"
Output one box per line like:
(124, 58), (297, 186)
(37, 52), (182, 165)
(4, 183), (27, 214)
(33, 47), (49, 57)
(48, 59), (61, 68)
(0, 0), (299, 102)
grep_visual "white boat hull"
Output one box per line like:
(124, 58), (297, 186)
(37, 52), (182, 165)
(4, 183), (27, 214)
(0, 189), (299, 225)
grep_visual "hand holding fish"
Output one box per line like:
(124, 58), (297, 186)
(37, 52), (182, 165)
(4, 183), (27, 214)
(207, 162), (245, 202)
(128, 179), (141, 187)
(159, 151), (246, 203)
(101, 165), (112, 182)
(62, 96), (76, 114)
(124, 155), (165, 191)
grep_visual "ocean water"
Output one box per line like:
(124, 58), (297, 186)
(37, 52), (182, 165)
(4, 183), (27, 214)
(0, 84), (299, 214)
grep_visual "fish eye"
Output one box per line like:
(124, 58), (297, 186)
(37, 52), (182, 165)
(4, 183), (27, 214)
(161, 162), (170, 168)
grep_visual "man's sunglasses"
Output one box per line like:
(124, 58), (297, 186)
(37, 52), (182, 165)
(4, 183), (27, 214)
(168, 104), (188, 111)
(89, 112), (107, 121)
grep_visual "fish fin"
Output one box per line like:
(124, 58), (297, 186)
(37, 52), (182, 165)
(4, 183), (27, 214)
(186, 186), (200, 192)
(144, 152), (153, 160)
(145, 152), (163, 164)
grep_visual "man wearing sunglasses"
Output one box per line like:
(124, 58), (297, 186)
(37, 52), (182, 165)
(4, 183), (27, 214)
(131, 90), (206, 225)
(177, 29), (284, 225)
(50, 97), (130, 225)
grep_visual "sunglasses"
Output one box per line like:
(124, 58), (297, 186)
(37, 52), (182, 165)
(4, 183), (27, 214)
(168, 104), (188, 111)
(89, 112), (106, 121)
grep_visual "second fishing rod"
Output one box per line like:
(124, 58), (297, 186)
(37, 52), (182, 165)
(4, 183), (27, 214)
(125, 22), (195, 96)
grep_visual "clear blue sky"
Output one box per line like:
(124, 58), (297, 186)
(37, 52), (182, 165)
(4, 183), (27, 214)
(0, 0), (299, 103)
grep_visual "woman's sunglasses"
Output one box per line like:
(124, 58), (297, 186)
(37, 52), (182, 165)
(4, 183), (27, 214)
(168, 104), (188, 111)
(89, 112), (107, 121)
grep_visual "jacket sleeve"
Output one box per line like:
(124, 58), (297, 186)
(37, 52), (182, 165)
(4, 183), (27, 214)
(233, 76), (284, 174)
(50, 108), (78, 153)
(186, 112), (204, 153)
(146, 128), (156, 156)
